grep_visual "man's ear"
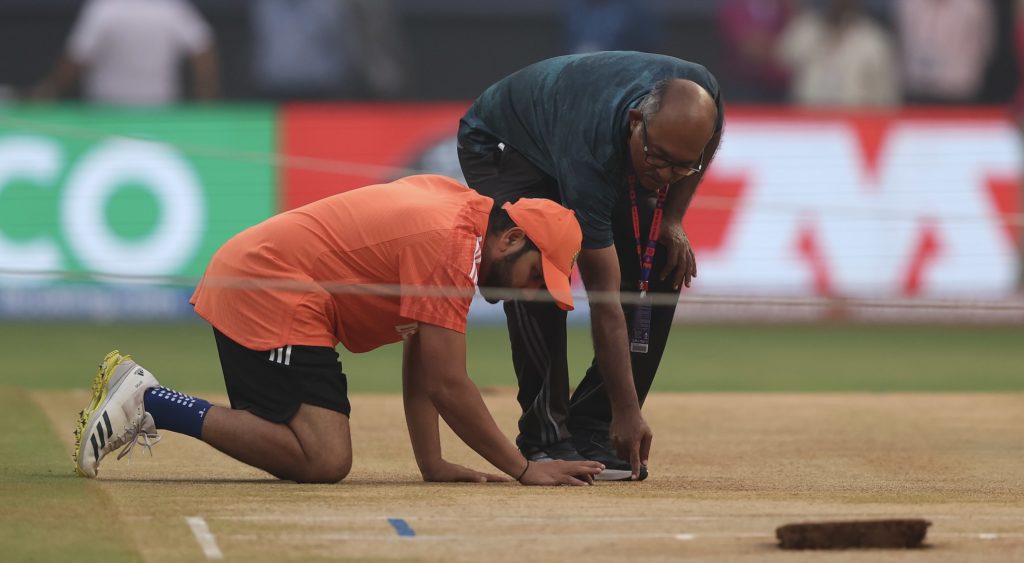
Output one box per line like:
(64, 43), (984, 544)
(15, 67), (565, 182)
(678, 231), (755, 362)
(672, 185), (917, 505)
(501, 227), (527, 253)
(628, 108), (642, 126)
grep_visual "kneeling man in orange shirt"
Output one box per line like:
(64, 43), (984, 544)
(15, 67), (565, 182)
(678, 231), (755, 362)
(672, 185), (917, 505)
(73, 175), (602, 486)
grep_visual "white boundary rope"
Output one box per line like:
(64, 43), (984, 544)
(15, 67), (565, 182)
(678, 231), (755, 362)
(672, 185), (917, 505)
(1, 268), (1022, 314)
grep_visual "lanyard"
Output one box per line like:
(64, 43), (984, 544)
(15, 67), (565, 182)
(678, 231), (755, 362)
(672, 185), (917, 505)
(628, 175), (669, 296)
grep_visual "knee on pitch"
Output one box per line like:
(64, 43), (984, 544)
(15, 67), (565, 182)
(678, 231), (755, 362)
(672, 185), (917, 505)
(287, 403), (353, 484)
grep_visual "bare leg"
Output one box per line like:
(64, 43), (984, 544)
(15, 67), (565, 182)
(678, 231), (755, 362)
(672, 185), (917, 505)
(201, 403), (352, 483)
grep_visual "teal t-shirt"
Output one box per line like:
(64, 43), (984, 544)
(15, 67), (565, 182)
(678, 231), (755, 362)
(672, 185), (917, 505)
(459, 51), (724, 249)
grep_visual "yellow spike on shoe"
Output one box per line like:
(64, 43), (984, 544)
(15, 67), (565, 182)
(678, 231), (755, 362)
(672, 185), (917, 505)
(72, 350), (132, 476)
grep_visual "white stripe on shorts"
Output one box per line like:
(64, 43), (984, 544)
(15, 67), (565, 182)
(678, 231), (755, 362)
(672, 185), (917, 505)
(268, 346), (294, 365)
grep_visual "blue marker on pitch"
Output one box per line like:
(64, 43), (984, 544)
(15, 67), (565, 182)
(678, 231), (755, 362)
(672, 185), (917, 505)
(387, 518), (416, 537)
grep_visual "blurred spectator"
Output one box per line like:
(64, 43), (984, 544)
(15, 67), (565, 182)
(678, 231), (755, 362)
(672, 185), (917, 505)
(895, 0), (995, 105)
(777, 0), (900, 107)
(1016, 0), (1024, 121)
(250, 0), (406, 100)
(716, 0), (795, 103)
(31, 0), (219, 105)
(564, 0), (658, 54)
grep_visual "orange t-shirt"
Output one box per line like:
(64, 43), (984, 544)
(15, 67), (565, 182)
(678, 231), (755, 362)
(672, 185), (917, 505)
(190, 175), (492, 352)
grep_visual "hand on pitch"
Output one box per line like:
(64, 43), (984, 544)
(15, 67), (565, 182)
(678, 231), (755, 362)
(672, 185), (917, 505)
(518, 460), (604, 486)
(421, 460), (510, 483)
(610, 412), (653, 480)
(658, 221), (696, 289)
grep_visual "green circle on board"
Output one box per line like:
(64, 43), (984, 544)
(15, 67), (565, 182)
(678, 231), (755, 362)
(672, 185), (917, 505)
(104, 184), (160, 240)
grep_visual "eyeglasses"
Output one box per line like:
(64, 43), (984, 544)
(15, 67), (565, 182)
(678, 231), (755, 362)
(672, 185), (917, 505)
(641, 116), (704, 180)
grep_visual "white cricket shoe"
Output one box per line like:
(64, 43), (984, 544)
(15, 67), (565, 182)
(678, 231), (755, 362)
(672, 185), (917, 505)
(73, 350), (161, 478)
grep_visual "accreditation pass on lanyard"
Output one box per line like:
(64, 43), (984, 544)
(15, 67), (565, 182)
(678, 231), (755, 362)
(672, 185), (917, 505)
(628, 176), (669, 354)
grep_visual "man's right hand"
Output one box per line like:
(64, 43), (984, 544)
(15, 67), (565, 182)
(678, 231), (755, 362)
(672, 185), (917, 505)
(518, 460), (604, 486)
(610, 411), (653, 480)
(577, 246), (652, 480)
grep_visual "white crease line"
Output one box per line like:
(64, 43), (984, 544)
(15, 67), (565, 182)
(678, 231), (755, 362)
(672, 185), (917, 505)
(674, 533), (773, 541)
(186, 516), (224, 560)
(941, 532), (1024, 540)
(225, 531), (776, 542)
(675, 533), (696, 541)
(225, 532), (682, 542)
(975, 533), (1000, 540)
(216, 513), (1024, 523)
(219, 530), (1024, 544)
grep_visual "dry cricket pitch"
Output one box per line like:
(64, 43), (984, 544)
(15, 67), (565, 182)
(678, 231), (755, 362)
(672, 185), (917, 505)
(36, 390), (1024, 562)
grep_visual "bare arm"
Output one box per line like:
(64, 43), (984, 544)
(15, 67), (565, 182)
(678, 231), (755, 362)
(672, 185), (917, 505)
(402, 332), (506, 483)
(577, 245), (652, 478)
(189, 47), (220, 100)
(401, 334), (443, 472)
(404, 323), (602, 485)
(578, 246), (635, 414)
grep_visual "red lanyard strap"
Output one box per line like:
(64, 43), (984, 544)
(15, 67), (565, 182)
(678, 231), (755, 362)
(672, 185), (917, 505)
(628, 176), (669, 295)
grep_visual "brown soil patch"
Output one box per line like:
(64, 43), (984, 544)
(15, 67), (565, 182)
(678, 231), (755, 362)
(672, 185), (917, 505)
(35, 390), (1024, 562)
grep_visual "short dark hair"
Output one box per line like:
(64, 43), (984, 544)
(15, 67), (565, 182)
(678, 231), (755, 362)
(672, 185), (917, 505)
(488, 200), (539, 252)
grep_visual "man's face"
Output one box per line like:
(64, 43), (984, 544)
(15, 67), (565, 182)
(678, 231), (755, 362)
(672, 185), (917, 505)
(479, 246), (545, 304)
(628, 108), (708, 192)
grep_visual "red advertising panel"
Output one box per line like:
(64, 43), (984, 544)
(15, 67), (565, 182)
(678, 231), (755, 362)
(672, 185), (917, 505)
(279, 103), (469, 210)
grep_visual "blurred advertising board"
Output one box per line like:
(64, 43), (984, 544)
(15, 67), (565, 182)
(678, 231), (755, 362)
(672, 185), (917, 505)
(0, 106), (276, 319)
(1, 104), (1018, 321)
(694, 108), (1019, 302)
(282, 105), (1022, 311)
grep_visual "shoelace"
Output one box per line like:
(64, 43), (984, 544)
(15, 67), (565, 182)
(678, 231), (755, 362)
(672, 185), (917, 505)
(115, 414), (161, 464)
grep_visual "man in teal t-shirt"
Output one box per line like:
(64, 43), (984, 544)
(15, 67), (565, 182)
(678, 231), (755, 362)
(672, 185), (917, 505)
(459, 51), (724, 481)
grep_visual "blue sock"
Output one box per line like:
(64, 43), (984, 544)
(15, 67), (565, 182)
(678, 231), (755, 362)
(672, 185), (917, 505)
(144, 386), (211, 439)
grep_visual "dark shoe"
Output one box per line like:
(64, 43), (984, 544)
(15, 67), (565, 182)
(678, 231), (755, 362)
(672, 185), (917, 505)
(572, 430), (648, 481)
(520, 438), (587, 462)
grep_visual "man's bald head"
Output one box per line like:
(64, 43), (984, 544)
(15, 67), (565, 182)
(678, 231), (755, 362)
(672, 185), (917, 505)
(627, 78), (718, 190)
(638, 79), (718, 148)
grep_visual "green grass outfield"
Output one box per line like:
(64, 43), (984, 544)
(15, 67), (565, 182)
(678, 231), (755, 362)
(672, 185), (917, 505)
(2, 322), (1022, 393)
(0, 389), (138, 562)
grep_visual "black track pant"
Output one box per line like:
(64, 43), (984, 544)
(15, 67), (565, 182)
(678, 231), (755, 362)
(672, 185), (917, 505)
(458, 141), (680, 449)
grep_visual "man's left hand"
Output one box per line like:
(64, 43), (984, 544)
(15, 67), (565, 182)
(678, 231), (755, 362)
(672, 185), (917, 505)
(658, 221), (696, 289)
(421, 460), (510, 483)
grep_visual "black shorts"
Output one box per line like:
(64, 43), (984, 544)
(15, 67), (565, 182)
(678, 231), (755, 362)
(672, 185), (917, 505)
(212, 328), (351, 423)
